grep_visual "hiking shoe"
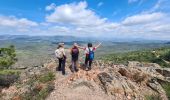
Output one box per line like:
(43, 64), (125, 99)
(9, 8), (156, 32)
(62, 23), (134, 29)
(85, 67), (88, 71)
(62, 73), (68, 76)
(75, 68), (79, 72)
(57, 67), (62, 71)
(88, 67), (91, 71)
(71, 69), (74, 73)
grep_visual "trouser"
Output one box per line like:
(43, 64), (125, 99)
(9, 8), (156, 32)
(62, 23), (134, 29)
(85, 56), (93, 69)
(57, 58), (66, 75)
(71, 60), (78, 72)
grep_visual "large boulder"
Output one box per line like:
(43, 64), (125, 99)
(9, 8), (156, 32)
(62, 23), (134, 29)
(98, 72), (119, 94)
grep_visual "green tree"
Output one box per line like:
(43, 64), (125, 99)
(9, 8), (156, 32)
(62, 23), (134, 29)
(0, 45), (17, 69)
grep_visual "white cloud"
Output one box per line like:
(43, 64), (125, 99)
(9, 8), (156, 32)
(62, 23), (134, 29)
(46, 1), (107, 26)
(128, 0), (145, 5)
(0, 15), (38, 28)
(128, 0), (139, 3)
(45, 3), (56, 11)
(0, 1), (170, 40)
(97, 2), (103, 7)
(122, 12), (165, 25)
(147, 0), (170, 13)
(0, 15), (38, 35)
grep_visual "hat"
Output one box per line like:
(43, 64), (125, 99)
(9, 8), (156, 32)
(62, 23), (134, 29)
(58, 42), (64, 45)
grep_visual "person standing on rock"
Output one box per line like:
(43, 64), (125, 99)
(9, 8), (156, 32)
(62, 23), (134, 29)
(77, 43), (102, 71)
(70, 43), (79, 72)
(55, 43), (66, 75)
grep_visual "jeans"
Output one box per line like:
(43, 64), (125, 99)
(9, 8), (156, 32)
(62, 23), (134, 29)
(57, 58), (66, 75)
(85, 56), (92, 69)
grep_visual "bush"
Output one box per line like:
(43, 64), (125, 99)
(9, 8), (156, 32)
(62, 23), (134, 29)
(0, 69), (21, 75)
(0, 70), (20, 87)
(161, 51), (170, 62)
(38, 72), (55, 83)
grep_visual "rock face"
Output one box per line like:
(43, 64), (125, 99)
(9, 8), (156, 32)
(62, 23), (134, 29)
(155, 68), (170, 77)
(47, 60), (169, 100)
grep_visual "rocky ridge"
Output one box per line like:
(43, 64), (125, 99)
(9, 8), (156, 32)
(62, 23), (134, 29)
(47, 60), (170, 100)
(1, 60), (170, 100)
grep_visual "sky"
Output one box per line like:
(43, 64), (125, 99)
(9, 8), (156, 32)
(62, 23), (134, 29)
(0, 0), (170, 40)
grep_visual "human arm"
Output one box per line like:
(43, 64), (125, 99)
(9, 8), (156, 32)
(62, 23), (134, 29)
(95, 43), (102, 49)
(76, 44), (85, 49)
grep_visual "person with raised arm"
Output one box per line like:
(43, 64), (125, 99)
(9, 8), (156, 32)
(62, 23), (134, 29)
(77, 42), (102, 71)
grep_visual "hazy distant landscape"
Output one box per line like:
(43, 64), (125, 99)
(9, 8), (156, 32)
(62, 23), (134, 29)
(1, 35), (170, 67)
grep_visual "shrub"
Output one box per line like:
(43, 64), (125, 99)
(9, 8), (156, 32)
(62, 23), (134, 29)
(38, 72), (55, 83)
(0, 69), (21, 75)
(161, 51), (170, 62)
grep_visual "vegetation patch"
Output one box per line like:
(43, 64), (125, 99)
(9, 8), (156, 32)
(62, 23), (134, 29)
(16, 71), (55, 100)
(38, 72), (55, 83)
(0, 69), (21, 76)
(0, 45), (17, 69)
(161, 83), (170, 98)
(145, 94), (161, 100)
(102, 47), (170, 67)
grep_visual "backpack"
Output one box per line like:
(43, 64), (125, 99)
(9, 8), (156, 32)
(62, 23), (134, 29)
(55, 49), (63, 58)
(88, 48), (94, 60)
(71, 47), (79, 57)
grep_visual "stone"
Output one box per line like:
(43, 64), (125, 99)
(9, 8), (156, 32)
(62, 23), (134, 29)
(128, 61), (142, 67)
(155, 68), (170, 77)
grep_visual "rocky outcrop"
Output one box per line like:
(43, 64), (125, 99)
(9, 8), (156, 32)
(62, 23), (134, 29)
(155, 68), (170, 77)
(147, 79), (168, 100)
(47, 60), (170, 100)
(1, 60), (170, 100)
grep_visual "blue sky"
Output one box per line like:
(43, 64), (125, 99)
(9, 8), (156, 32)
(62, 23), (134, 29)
(0, 0), (170, 40)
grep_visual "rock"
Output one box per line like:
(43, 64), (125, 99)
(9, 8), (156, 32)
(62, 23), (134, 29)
(142, 63), (161, 68)
(128, 61), (142, 67)
(118, 67), (132, 79)
(155, 68), (170, 77)
(16, 66), (27, 70)
(128, 61), (161, 68)
(70, 79), (94, 91)
(98, 72), (125, 95)
(147, 79), (168, 100)
(98, 72), (113, 85)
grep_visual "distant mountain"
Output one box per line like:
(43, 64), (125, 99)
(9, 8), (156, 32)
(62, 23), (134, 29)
(0, 34), (169, 43)
(165, 42), (170, 44)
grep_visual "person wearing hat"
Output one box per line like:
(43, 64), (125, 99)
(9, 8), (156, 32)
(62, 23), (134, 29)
(55, 42), (66, 75)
